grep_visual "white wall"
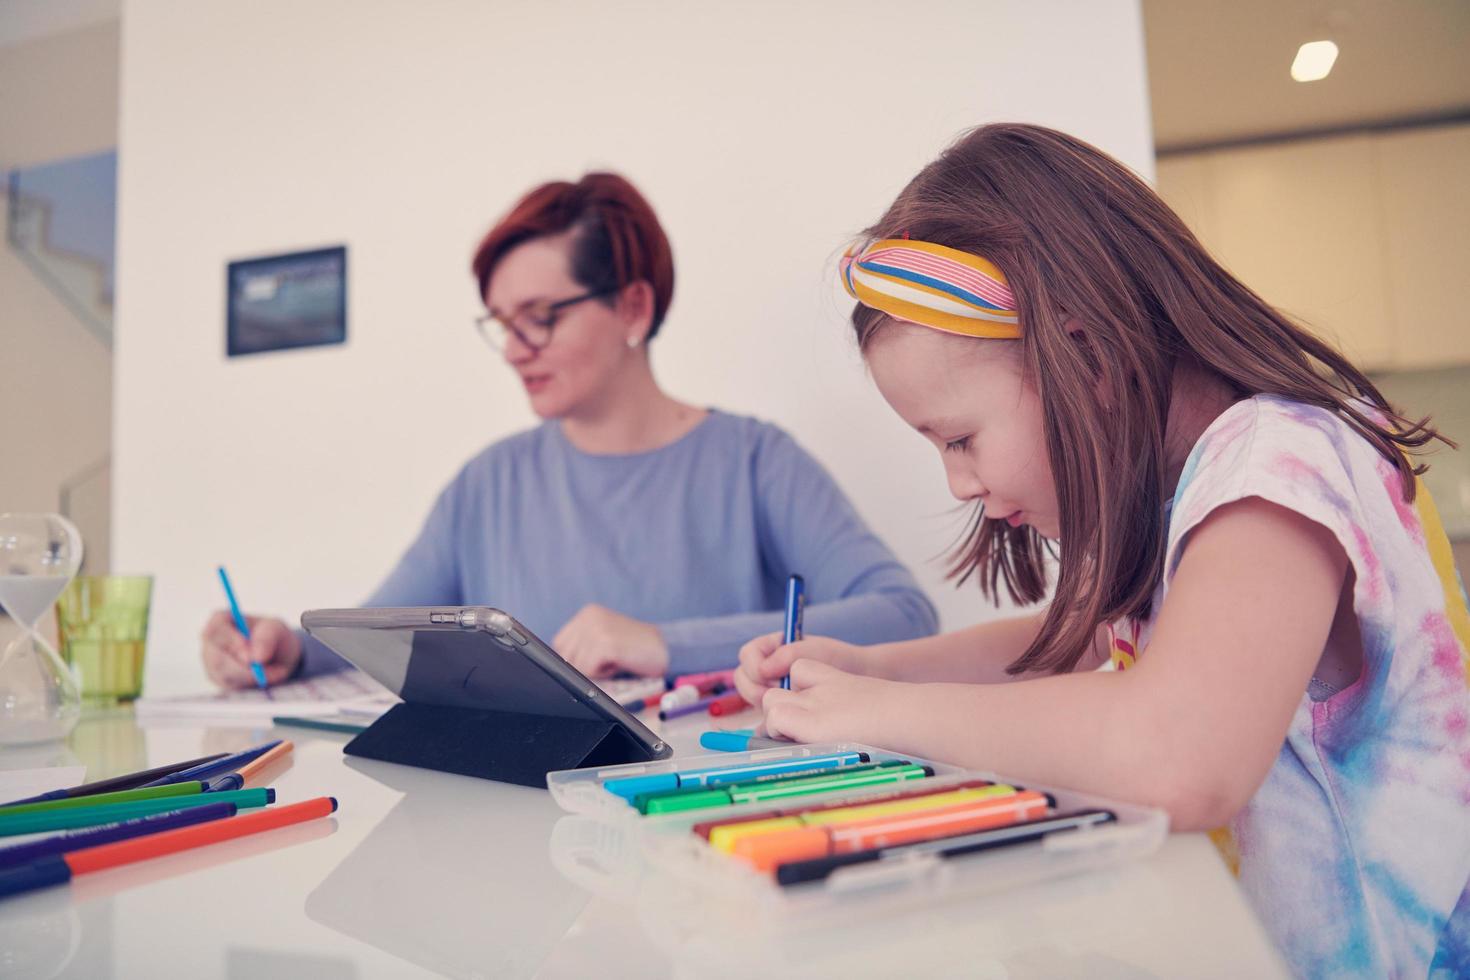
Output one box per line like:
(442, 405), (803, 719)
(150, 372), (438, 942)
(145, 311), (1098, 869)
(114, 0), (1154, 694)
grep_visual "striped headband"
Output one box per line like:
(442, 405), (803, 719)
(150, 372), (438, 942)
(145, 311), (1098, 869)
(840, 238), (1020, 339)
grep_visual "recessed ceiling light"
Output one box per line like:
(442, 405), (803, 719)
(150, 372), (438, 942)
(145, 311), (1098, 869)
(1291, 40), (1339, 82)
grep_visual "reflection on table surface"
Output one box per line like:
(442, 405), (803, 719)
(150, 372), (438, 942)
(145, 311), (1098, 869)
(0, 706), (1286, 979)
(305, 756), (597, 978)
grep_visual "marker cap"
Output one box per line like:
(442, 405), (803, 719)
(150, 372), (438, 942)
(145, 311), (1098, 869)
(0, 855), (72, 898)
(603, 773), (679, 801)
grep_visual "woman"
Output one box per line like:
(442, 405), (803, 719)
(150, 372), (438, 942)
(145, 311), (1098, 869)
(202, 172), (936, 686)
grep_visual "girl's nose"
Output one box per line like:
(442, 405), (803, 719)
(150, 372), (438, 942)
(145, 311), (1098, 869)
(945, 467), (986, 503)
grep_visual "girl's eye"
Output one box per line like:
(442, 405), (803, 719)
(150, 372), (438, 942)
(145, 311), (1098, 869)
(943, 436), (971, 454)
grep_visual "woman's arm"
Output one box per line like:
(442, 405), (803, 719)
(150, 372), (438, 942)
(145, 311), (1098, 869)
(658, 426), (940, 675)
(659, 590), (938, 677)
(294, 475), (466, 678)
(762, 498), (1347, 831)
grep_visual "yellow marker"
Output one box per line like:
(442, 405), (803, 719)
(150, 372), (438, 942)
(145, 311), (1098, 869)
(710, 784), (1017, 853)
(711, 816), (803, 852)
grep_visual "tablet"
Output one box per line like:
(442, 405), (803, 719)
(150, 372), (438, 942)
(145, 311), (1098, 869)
(300, 606), (670, 761)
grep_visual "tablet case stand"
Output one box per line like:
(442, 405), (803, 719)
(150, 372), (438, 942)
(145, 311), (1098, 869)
(343, 702), (656, 788)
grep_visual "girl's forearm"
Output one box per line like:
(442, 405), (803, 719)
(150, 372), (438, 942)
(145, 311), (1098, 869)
(863, 612), (1105, 684)
(860, 670), (1229, 831)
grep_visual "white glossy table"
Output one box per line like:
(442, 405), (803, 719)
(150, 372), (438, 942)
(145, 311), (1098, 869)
(1, 706), (1289, 979)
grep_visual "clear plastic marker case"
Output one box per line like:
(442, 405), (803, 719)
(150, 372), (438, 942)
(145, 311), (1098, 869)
(546, 742), (1169, 930)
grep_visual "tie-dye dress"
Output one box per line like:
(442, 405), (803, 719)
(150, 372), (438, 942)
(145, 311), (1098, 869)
(1108, 394), (1470, 978)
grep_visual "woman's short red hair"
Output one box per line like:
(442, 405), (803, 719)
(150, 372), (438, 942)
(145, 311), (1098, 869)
(471, 172), (676, 340)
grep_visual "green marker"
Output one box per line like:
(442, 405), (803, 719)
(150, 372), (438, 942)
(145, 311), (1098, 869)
(641, 787), (737, 814)
(635, 762), (897, 814)
(736, 764), (930, 804)
(642, 763), (932, 816)
(0, 781), (206, 817)
(272, 715), (367, 735)
(0, 788), (275, 837)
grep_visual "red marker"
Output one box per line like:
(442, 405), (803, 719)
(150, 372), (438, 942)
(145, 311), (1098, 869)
(707, 693), (748, 716)
(0, 797), (339, 899)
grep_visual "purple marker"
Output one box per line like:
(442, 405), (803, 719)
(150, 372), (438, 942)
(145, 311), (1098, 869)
(0, 801), (238, 870)
(659, 693), (720, 721)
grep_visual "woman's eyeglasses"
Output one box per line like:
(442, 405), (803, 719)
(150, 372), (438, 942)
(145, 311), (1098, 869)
(473, 287), (617, 352)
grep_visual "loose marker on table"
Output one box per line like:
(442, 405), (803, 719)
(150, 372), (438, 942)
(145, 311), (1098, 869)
(699, 730), (787, 752)
(218, 565), (268, 692)
(780, 574), (804, 690)
(140, 740), (283, 788)
(0, 797), (338, 900)
(0, 752), (229, 808)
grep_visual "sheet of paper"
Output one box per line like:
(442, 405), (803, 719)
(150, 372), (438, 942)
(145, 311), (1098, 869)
(135, 670), (398, 727)
(0, 765), (87, 805)
(137, 673), (656, 728)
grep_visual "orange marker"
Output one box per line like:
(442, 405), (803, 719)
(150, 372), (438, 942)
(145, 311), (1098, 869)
(692, 777), (1000, 840)
(235, 740), (293, 786)
(67, 796), (337, 873)
(732, 790), (1049, 872)
(0, 797), (339, 899)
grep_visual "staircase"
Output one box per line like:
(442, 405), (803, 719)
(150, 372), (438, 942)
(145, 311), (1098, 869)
(4, 151), (117, 571)
(5, 151), (116, 348)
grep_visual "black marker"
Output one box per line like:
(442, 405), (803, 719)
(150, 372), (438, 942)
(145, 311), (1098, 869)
(775, 808), (1117, 887)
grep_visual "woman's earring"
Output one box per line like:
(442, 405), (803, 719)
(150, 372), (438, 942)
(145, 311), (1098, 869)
(626, 337), (640, 349)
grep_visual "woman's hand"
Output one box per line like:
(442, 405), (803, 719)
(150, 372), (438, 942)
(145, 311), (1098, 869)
(553, 604), (669, 678)
(200, 611), (302, 689)
(757, 658), (906, 745)
(733, 632), (867, 708)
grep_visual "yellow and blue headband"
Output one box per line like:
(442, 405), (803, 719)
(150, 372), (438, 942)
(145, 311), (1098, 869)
(840, 238), (1020, 339)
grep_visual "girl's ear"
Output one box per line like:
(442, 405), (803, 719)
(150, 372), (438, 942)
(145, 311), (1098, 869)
(615, 280), (656, 344)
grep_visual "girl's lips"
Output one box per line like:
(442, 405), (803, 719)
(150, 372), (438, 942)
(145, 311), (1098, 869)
(1001, 511), (1024, 527)
(522, 374), (550, 393)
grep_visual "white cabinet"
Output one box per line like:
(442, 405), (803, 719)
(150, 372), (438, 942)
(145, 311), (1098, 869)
(1154, 124), (1470, 372)
(1375, 126), (1470, 370)
(1154, 153), (1218, 246)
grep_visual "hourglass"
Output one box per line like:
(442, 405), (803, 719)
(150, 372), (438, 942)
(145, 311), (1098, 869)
(0, 513), (83, 745)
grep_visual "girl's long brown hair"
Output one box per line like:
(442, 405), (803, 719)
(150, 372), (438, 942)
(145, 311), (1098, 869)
(852, 123), (1450, 675)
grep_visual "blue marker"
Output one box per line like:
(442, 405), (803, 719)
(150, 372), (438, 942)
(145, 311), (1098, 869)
(139, 740), (282, 788)
(601, 750), (868, 801)
(0, 802), (238, 871)
(218, 566), (268, 691)
(699, 730), (790, 752)
(780, 574), (805, 690)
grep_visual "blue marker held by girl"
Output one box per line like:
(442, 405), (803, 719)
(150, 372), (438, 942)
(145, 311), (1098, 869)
(780, 574), (804, 690)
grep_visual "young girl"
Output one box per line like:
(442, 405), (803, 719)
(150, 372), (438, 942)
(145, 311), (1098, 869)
(734, 124), (1469, 978)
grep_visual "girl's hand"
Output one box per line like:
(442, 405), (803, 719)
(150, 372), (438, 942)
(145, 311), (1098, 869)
(733, 633), (866, 707)
(758, 658), (902, 744)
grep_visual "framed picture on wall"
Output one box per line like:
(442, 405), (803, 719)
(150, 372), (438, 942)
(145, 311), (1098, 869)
(226, 245), (347, 357)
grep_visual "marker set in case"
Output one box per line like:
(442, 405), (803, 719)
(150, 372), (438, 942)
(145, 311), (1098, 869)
(546, 741), (1168, 928)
